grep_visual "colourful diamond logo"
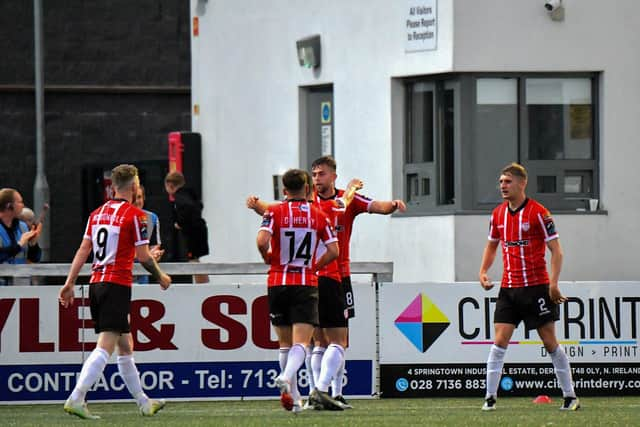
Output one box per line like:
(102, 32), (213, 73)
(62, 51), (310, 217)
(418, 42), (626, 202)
(395, 293), (450, 353)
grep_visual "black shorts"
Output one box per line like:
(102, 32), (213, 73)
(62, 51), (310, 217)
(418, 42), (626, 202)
(318, 276), (348, 328)
(268, 286), (319, 327)
(341, 276), (355, 318)
(494, 284), (560, 331)
(89, 282), (132, 334)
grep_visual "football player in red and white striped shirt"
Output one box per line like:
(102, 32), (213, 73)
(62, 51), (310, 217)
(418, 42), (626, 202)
(256, 169), (339, 412)
(309, 156), (406, 407)
(58, 164), (171, 419)
(478, 163), (579, 411)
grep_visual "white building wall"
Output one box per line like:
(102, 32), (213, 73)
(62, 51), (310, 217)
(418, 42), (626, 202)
(451, 0), (640, 280)
(191, 0), (640, 282)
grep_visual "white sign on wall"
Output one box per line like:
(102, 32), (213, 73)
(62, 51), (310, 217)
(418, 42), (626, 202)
(405, 0), (437, 52)
(321, 125), (332, 156)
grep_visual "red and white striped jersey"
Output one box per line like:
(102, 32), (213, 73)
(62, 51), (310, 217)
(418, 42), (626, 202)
(329, 189), (373, 278)
(312, 195), (345, 282)
(259, 199), (337, 287)
(84, 199), (149, 286)
(488, 198), (558, 288)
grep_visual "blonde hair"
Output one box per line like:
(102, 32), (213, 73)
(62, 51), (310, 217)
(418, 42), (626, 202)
(111, 164), (139, 191)
(501, 162), (527, 180)
(19, 207), (35, 224)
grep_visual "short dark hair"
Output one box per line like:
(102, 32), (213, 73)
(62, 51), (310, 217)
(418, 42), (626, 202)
(501, 162), (527, 180)
(282, 169), (308, 192)
(311, 156), (337, 172)
(165, 171), (186, 187)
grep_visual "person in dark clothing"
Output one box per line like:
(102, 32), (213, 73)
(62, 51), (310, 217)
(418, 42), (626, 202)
(164, 171), (210, 283)
(0, 188), (41, 285)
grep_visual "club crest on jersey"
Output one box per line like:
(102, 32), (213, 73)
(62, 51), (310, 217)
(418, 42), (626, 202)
(139, 216), (149, 239)
(261, 213), (271, 227)
(544, 218), (556, 235)
(521, 222), (530, 231)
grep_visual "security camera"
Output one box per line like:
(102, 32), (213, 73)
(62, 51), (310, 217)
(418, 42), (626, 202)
(544, 0), (562, 12)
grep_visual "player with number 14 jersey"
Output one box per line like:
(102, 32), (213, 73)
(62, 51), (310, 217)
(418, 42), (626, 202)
(260, 199), (337, 287)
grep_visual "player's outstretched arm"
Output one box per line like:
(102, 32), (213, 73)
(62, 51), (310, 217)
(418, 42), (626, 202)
(369, 199), (407, 214)
(479, 240), (499, 290)
(136, 244), (171, 289)
(246, 195), (270, 216)
(59, 238), (93, 308)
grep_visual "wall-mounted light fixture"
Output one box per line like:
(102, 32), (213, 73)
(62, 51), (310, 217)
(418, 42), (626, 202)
(544, 0), (565, 22)
(296, 35), (321, 69)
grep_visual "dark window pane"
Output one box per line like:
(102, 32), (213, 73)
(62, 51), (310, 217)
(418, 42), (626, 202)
(407, 85), (434, 163)
(528, 104), (564, 159)
(537, 176), (557, 193)
(406, 173), (419, 203)
(526, 78), (593, 160)
(422, 178), (430, 196)
(441, 88), (455, 204)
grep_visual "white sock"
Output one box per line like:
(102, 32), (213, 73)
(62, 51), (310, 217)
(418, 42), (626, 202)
(282, 344), (306, 388)
(70, 347), (110, 402)
(311, 346), (325, 387)
(279, 347), (301, 402)
(304, 345), (315, 394)
(331, 357), (346, 397)
(117, 354), (148, 406)
(279, 347), (289, 371)
(486, 344), (506, 398)
(550, 346), (576, 398)
(317, 344), (345, 392)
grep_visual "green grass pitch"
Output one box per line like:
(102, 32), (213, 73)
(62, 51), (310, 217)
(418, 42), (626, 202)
(2, 397), (639, 426)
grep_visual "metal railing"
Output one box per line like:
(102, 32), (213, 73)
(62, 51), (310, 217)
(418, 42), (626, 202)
(0, 261), (393, 283)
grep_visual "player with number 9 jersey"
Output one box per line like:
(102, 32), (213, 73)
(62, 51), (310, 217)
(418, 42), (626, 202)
(260, 199), (337, 287)
(85, 198), (149, 286)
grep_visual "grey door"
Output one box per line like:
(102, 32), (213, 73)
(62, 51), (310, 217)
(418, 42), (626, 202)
(300, 85), (333, 169)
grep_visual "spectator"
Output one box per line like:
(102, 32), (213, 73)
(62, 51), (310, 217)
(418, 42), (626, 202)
(19, 207), (36, 228)
(164, 171), (209, 283)
(133, 184), (164, 284)
(0, 188), (42, 285)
